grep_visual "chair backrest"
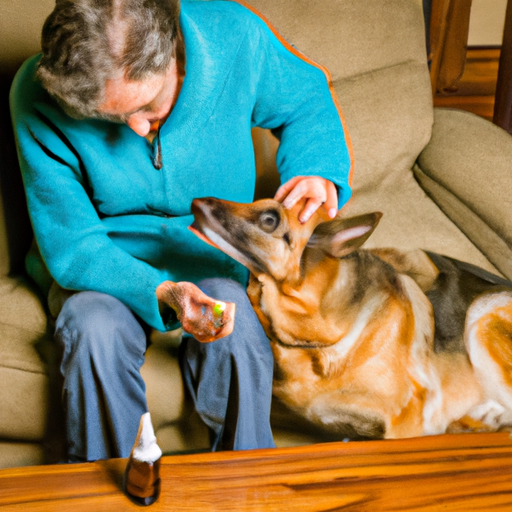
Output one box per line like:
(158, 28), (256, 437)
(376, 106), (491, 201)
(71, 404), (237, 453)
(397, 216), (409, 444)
(249, 0), (434, 198)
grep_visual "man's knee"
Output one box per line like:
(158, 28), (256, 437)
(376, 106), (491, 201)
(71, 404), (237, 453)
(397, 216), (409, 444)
(55, 291), (146, 360)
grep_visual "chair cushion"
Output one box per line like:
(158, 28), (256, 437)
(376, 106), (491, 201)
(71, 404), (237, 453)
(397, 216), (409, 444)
(141, 341), (185, 430)
(248, 0), (428, 82)
(0, 441), (45, 469)
(0, 276), (50, 441)
(414, 164), (512, 280)
(342, 164), (499, 274)
(334, 60), (433, 194)
(0, 323), (50, 441)
(0, 275), (48, 333)
(142, 329), (213, 453)
(416, 109), (512, 279)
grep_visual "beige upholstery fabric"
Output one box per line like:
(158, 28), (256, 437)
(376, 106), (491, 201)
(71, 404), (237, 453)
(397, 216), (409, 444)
(142, 337), (190, 452)
(334, 61), (433, 192)
(142, 344), (184, 429)
(342, 164), (499, 273)
(248, 0), (428, 83)
(416, 109), (512, 279)
(415, 165), (512, 278)
(0, 442), (45, 469)
(0, 0), (53, 74)
(0, 277), (50, 441)
(0, 193), (9, 278)
(0, 362), (49, 441)
(0, 276), (47, 333)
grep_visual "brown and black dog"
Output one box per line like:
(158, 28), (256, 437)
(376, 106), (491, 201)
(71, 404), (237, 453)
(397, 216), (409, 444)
(189, 196), (512, 440)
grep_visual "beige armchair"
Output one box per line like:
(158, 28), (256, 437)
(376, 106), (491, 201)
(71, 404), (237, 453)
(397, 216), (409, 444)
(1, 0), (511, 469)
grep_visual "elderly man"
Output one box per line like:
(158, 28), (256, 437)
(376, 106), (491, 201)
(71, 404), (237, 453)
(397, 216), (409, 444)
(10, 0), (352, 472)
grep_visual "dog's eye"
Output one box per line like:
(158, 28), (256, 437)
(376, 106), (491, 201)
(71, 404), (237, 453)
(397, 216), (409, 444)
(259, 210), (280, 233)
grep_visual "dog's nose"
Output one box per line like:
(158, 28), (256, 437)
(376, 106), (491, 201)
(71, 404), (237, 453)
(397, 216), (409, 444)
(192, 197), (212, 208)
(191, 197), (222, 218)
(191, 197), (207, 216)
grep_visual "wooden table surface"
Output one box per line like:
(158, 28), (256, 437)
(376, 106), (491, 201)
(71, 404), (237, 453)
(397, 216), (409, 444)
(2, 432), (512, 511)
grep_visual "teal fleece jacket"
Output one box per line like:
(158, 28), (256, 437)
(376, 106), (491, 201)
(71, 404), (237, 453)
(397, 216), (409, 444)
(10, 0), (352, 331)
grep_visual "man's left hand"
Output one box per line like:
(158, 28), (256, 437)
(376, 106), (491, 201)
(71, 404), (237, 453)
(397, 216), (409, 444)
(156, 281), (236, 342)
(274, 176), (338, 223)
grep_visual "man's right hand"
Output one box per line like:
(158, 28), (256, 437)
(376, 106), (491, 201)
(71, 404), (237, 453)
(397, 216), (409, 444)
(156, 281), (236, 342)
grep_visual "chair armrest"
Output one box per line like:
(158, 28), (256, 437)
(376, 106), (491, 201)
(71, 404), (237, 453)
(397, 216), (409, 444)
(415, 108), (512, 279)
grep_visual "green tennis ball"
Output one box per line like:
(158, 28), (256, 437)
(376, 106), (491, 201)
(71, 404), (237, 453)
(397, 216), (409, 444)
(213, 301), (226, 316)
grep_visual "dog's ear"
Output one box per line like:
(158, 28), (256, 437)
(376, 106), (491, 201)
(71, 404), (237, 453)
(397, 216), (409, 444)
(307, 212), (382, 258)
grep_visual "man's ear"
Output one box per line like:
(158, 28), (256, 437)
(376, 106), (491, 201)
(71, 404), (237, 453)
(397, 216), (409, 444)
(307, 212), (383, 258)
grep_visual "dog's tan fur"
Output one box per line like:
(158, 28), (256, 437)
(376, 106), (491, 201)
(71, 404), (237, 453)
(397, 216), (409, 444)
(190, 197), (512, 439)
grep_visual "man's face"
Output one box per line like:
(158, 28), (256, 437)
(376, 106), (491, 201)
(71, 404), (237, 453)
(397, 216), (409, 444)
(96, 61), (180, 137)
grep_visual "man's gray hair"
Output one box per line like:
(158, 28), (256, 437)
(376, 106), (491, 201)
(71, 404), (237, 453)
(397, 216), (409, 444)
(37, 0), (181, 119)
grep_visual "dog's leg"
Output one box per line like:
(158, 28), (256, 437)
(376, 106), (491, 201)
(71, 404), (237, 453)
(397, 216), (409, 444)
(464, 291), (512, 430)
(304, 393), (388, 440)
(303, 386), (432, 440)
(447, 401), (507, 433)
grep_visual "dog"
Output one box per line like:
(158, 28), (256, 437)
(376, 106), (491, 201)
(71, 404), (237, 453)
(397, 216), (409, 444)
(189, 196), (512, 440)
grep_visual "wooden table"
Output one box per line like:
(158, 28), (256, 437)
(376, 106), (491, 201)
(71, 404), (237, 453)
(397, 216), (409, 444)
(2, 432), (512, 511)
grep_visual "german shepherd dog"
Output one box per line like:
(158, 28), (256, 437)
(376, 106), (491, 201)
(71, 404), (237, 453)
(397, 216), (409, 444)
(189, 197), (512, 440)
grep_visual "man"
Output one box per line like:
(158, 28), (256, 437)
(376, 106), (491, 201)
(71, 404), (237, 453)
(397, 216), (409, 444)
(10, 0), (352, 464)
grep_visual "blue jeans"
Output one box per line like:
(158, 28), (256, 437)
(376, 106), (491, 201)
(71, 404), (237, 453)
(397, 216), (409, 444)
(55, 278), (275, 461)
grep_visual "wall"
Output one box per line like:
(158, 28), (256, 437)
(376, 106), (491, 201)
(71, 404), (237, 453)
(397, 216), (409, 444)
(469, 0), (507, 46)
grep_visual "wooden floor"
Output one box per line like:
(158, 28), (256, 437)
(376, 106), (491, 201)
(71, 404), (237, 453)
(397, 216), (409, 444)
(433, 47), (500, 121)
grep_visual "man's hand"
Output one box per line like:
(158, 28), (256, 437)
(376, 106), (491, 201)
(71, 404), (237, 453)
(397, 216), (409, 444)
(274, 176), (338, 223)
(156, 281), (236, 343)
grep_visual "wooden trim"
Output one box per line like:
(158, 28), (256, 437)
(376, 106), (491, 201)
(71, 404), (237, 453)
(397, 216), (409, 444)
(430, 0), (473, 95)
(430, 0), (453, 94)
(493, 0), (512, 133)
(433, 47), (500, 121)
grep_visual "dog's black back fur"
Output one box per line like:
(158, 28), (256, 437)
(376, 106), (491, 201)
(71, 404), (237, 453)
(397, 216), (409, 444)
(425, 252), (512, 354)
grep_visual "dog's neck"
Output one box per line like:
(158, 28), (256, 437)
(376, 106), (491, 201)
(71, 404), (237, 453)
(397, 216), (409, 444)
(256, 248), (373, 319)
